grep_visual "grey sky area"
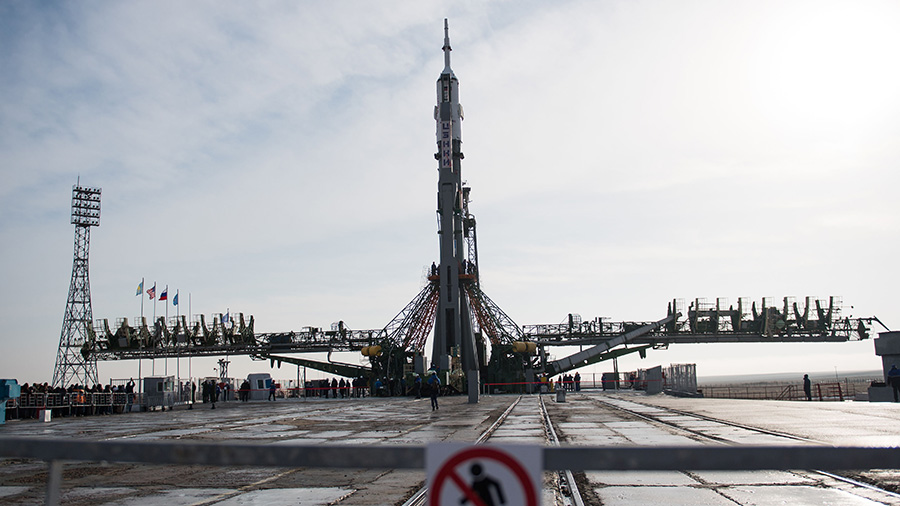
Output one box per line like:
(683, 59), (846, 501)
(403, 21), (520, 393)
(2, 1), (898, 385)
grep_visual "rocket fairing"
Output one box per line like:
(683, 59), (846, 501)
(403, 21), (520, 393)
(435, 19), (463, 172)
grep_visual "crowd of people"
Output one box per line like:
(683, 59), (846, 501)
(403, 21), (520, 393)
(12, 380), (136, 419)
(6, 369), (599, 422)
(303, 377), (357, 398)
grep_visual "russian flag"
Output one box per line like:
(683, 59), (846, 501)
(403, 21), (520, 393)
(159, 287), (168, 301)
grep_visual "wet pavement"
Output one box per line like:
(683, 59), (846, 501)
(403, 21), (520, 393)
(0, 391), (898, 505)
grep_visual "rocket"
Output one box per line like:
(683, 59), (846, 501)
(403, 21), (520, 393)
(432, 19), (479, 388)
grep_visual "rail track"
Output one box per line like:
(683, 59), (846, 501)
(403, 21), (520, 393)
(2, 393), (896, 505)
(402, 394), (586, 506)
(579, 395), (900, 505)
(405, 392), (899, 506)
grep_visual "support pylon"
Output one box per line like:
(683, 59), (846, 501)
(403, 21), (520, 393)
(52, 183), (101, 388)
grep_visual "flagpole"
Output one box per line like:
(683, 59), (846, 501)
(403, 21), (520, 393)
(164, 285), (168, 377)
(138, 277), (145, 393)
(188, 292), (192, 407)
(152, 281), (157, 377)
(175, 289), (180, 396)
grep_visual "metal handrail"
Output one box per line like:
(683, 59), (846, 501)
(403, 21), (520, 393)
(1, 438), (897, 470)
(0, 438), (897, 506)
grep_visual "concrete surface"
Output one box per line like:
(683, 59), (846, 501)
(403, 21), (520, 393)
(0, 391), (897, 505)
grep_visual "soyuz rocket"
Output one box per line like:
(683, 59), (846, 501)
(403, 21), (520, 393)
(432, 19), (479, 399)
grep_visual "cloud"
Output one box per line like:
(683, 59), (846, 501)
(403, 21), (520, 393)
(1, 1), (898, 385)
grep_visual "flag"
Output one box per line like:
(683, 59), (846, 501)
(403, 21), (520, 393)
(222, 312), (230, 324)
(135, 280), (143, 296)
(159, 287), (168, 301)
(173, 292), (179, 306)
(147, 285), (156, 300)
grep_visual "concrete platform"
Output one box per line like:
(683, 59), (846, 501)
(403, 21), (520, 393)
(0, 392), (898, 505)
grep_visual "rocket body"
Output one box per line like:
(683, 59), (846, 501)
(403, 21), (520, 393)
(432, 20), (476, 374)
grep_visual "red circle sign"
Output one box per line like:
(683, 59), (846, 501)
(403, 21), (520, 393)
(430, 446), (539, 506)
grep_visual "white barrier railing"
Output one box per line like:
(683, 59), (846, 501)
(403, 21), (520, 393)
(0, 438), (897, 506)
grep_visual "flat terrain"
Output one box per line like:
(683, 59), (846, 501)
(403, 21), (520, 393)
(0, 391), (898, 505)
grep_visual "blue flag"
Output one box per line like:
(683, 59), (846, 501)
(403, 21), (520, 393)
(173, 292), (179, 306)
(135, 280), (143, 296)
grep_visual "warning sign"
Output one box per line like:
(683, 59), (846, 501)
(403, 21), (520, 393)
(426, 443), (542, 506)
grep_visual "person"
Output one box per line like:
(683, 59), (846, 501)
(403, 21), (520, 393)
(428, 372), (441, 411)
(268, 382), (277, 401)
(240, 379), (250, 402)
(574, 371), (581, 392)
(888, 365), (900, 403)
(413, 374), (422, 399)
(803, 374), (812, 401)
(125, 379), (135, 412)
(204, 380), (216, 409)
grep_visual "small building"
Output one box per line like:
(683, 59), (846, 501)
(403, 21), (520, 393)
(143, 376), (175, 410)
(247, 373), (273, 401)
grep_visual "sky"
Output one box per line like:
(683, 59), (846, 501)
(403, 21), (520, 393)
(2, 0), (899, 386)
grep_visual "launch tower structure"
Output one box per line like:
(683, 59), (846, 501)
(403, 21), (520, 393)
(52, 183), (102, 388)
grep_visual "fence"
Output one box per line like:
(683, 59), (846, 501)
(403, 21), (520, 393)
(0, 438), (897, 506)
(9, 392), (144, 419)
(699, 379), (878, 401)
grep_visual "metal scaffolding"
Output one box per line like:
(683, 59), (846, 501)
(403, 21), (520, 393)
(52, 183), (101, 388)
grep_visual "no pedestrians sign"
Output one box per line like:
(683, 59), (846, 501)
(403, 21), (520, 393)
(426, 443), (542, 506)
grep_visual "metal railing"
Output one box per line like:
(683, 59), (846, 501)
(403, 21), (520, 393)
(700, 381), (860, 401)
(0, 438), (897, 506)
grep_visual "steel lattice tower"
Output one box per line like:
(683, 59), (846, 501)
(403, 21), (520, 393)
(52, 183), (101, 388)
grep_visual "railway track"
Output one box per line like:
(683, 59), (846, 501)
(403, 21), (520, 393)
(578, 395), (900, 505)
(406, 393), (899, 505)
(402, 394), (586, 506)
(3, 393), (896, 505)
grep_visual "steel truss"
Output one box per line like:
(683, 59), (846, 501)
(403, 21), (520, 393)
(53, 185), (101, 388)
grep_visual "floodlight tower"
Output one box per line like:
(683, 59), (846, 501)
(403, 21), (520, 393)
(432, 19), (481, 402)
(52, 183), (101, 388)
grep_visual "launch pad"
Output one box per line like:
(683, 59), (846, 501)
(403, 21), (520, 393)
(78, 21), (882, 400)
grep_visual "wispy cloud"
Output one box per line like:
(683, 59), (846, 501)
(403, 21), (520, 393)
(2, 1), (898, 383)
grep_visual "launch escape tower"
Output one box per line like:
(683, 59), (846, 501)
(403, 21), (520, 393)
(52, 183), (101, 388)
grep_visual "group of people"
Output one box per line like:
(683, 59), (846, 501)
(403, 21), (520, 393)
(200, 379), (220, 408)
(429, 259), (477, 277)
(559, 372), (582, 392)
(11, 380), (137, 419)
(303, 377), (368, 398)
